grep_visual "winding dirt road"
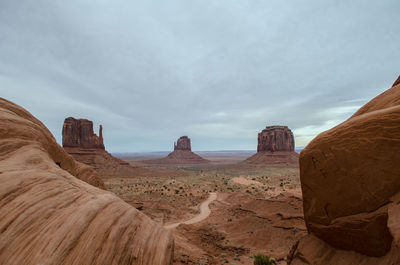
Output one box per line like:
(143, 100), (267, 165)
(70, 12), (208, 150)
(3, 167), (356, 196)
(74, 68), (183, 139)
(164, 192), (217, 229)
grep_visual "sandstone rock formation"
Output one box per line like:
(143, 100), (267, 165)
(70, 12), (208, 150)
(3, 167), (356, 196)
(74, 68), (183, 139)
(245, 125), (298, 165)
(289, 77), (400, 264)
(141, 136), (209, 164)
(63, 117), (105, 149)
(174, 136), (191, 151)
(62, 118), (143, 178)
(0, 98), (174, 265)
(257, 125), (295, 152)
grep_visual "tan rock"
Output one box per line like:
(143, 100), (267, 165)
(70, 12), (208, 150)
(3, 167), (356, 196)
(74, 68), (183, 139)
(0, 98), (174, 265)
(294, 76), (400, 262)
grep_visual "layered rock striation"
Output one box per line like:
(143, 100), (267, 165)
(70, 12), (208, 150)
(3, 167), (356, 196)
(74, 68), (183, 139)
(0, 98), (174, 265)
(245, 125), (298, 165)
(289, 77), (400, 264)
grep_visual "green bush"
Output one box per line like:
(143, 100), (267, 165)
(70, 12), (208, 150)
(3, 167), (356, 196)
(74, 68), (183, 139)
(253, 253), (277, 265)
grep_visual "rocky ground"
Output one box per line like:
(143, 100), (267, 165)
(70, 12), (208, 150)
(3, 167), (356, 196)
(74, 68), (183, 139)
(105, 155), (305, 265)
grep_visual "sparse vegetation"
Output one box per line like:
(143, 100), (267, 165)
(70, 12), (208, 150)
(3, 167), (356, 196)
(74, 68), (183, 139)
(253, 253), (277, 265)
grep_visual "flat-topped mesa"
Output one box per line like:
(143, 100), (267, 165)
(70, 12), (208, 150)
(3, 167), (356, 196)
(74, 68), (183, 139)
(62, 117), (104, 149)
(257, 125), (294, 152)
(174, 136), (191, 151)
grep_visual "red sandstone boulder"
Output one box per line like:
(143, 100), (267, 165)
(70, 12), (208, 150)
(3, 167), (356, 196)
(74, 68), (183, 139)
(289, 77), (400, 264)
(0, 98), (174, 265)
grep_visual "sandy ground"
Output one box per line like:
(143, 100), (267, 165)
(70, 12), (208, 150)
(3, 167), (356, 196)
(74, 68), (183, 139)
(104, 154), (305, 264)
(232, 176), (263, 186)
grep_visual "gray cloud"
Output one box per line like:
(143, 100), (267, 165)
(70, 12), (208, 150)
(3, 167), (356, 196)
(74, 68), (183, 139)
(1, 0), (399, 151)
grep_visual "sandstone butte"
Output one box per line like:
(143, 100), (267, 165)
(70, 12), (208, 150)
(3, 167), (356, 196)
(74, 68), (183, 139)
(142, 136), (209, 164)
(62, 117), (142, 178)
(288, 76), (400, 264)
(0, 98), (174, 265)
(245, 125), (299, 165)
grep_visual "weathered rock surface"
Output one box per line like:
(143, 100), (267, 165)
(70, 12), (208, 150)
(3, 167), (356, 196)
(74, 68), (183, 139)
(0, 99), (105, 189)
(63, 117), (105, 149)
(290, 77), (400, 264)
(174, 136), (191, 151)
(245, 125), (298, 165)
(142, 136), (209, 164)
(257, 125), (295, 152)
(0, 98), (174, 265)
(62, 118), (144, 178)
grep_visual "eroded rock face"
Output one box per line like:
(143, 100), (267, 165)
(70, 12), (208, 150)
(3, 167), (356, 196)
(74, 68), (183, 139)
(245, 125), (298, 165)
(62, 118), (142, 179)
(257, 126), (294, 152)
(0, 98), (174, 265)
(174, 136), (191, 151)
(63, 117), (104, 149)
(293, 77), (400, 262)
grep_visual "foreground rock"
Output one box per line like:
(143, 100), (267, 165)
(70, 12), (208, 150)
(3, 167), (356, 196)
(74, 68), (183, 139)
(142, 136), (209, 165)
(245, 125), (299, 165)
(290, 77), (400, 264)
(393, 75), (400, 87)
(0, 98), (174, 265)
(62, 117), (145, 178)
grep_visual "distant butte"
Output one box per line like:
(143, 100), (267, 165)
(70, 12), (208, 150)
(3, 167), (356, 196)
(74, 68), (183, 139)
(63, 117), (105, 149)
(245, 125), (299, 165)
(142, 136), (209, 164)
(62, 117), (142, 178)
(174, 136), (191, 151)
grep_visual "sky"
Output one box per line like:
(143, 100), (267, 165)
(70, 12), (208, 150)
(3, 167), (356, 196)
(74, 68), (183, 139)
(0, 0), (399, 152)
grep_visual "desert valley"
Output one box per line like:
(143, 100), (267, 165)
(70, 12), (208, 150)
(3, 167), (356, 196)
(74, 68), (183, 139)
(1, 2), (400, 265)
(0, 76), (400, 264)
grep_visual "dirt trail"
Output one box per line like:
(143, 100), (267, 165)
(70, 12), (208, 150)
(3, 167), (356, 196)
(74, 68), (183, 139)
(164, 192), (217, 229)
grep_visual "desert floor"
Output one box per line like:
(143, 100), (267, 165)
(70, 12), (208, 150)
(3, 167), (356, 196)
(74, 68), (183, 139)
(105, 155), (305, 265)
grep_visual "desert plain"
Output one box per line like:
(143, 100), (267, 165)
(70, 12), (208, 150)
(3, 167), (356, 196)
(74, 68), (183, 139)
(105, 153), (304, 265)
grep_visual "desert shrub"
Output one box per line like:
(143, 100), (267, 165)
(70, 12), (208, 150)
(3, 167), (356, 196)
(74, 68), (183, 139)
(253, 253), (276, 265)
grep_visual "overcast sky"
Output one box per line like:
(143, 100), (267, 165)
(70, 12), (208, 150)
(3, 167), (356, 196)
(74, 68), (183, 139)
(0, 0), (399, 152)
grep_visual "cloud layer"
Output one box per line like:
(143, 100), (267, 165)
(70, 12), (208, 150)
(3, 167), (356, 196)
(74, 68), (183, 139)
(1, 0), (399, 151)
